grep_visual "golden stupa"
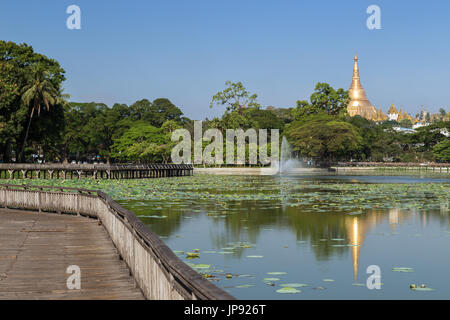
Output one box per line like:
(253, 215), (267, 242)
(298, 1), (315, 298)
(387, 103), (398, 115)
(347, 54), (379, 120)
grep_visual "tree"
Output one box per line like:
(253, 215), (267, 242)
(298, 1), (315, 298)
(210, 81), (260, 113)
(130, 99), (152, 121)
(110, 123), (169, 162)
(292, 82), (349, 119)
(266, 107), (294, 124)
(285, 113), (362, 165)
(348, 116), (404, 162)
(148, 98), (183, 127)
(0, 61), (23, 162)
(432, 140), (450, 162)
(20, 64), (65, 161)
(0, 41), (65, 162)
(399, 118), (413, 128)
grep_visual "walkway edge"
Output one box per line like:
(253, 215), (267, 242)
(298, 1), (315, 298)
(0, 184), (235, 300)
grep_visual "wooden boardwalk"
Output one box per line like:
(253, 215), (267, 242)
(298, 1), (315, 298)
(0, 208), (144, 300)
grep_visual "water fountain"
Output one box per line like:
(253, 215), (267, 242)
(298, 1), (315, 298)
(262, 137), (329, 175)
(279, 137), (302, 174)
(268, 137), (303, 175)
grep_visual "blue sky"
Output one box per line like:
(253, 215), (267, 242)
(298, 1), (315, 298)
(1, 0), (449, 119)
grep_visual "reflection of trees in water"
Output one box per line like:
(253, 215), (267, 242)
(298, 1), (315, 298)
(122, 197), (450, 277)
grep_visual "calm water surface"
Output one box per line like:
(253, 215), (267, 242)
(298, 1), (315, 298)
(117, 173), (450, 299)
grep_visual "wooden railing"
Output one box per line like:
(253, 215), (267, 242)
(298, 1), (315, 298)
(0, 163), (193, 179)
(0, 184), (234, 300)
(336, 162), (450, 168)
(334, 162), (450, 171)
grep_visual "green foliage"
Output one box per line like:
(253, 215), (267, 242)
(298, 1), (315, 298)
(399, 118), (413, 128)
(151, 98), (184, 126)
(0, 40), (66, 162)
(432, 139), (450, 162)
(292, 83), (349, 119)
(210, 81), (260, 112)
(110, 123), (171, 162)
(129, 98), (183, 127)
(347, 116), (403, 162)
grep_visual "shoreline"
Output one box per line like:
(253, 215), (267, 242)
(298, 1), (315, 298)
(193, 167), (450, 175)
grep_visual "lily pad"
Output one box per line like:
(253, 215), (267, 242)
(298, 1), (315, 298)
(276, 287), (301, 294)
(193, 264), (211, 269)
(267, 272), (287, 275)
(235, 284), (256, 288)
(263, 278), (280, 282)
(392, 267), (414, 272)
(279, 283), (308, 288)
(412, 287), (435, 291)
(186, 252), (200, 258)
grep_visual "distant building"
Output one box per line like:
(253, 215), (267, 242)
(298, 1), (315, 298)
(387, 104), (399, 121)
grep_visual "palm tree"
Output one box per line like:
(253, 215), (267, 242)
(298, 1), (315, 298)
(20, 64), (66, 162)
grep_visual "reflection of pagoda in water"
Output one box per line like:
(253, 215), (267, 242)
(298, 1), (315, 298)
(345, 216), (371, 282)
(345, 209), (413, 282)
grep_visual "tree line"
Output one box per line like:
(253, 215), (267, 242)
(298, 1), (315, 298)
(1, 40), (449, 164)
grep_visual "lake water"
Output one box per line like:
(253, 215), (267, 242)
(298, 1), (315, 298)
(116, 173), (450, 300)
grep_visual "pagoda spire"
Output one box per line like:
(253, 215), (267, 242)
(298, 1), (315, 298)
(347, 54), (377, 120)
(350, 54), (363, 93)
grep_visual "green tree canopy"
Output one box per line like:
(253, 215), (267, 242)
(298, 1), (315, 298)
(432, 139), (450, 162)
(110, 123), (170, 163)
(285, 113), (362, 164)
(0, 41), (66, 162)
(210, 81), (260, 113)
(292, 82), (349, 119)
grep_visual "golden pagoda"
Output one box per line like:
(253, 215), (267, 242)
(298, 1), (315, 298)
(387, 103), (398, 115)
(375, 107), (387, 122)
(403, 111), (413, 122)
(347, 54), (378, 120)
(398, 108), (404, 121)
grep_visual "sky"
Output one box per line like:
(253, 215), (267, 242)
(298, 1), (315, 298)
(1, 0), (449, 120)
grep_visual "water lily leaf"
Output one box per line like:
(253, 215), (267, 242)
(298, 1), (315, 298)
(267, 272), (287, 275)
(323, 279), (335, 282)
(186, 252), (200, 258)
(263, 278), (280, 282)
(279, 283), (308, 288)
(235, 284), (255, 288)
(412, 287), (434, 291)
(276, 287), (301, 294)
(392, 267), (414, 272)
(193, 264), (211, 269)
(246, 255), (264, 258)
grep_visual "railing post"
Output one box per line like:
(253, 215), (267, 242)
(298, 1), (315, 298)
(38, 187), (43, 213)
